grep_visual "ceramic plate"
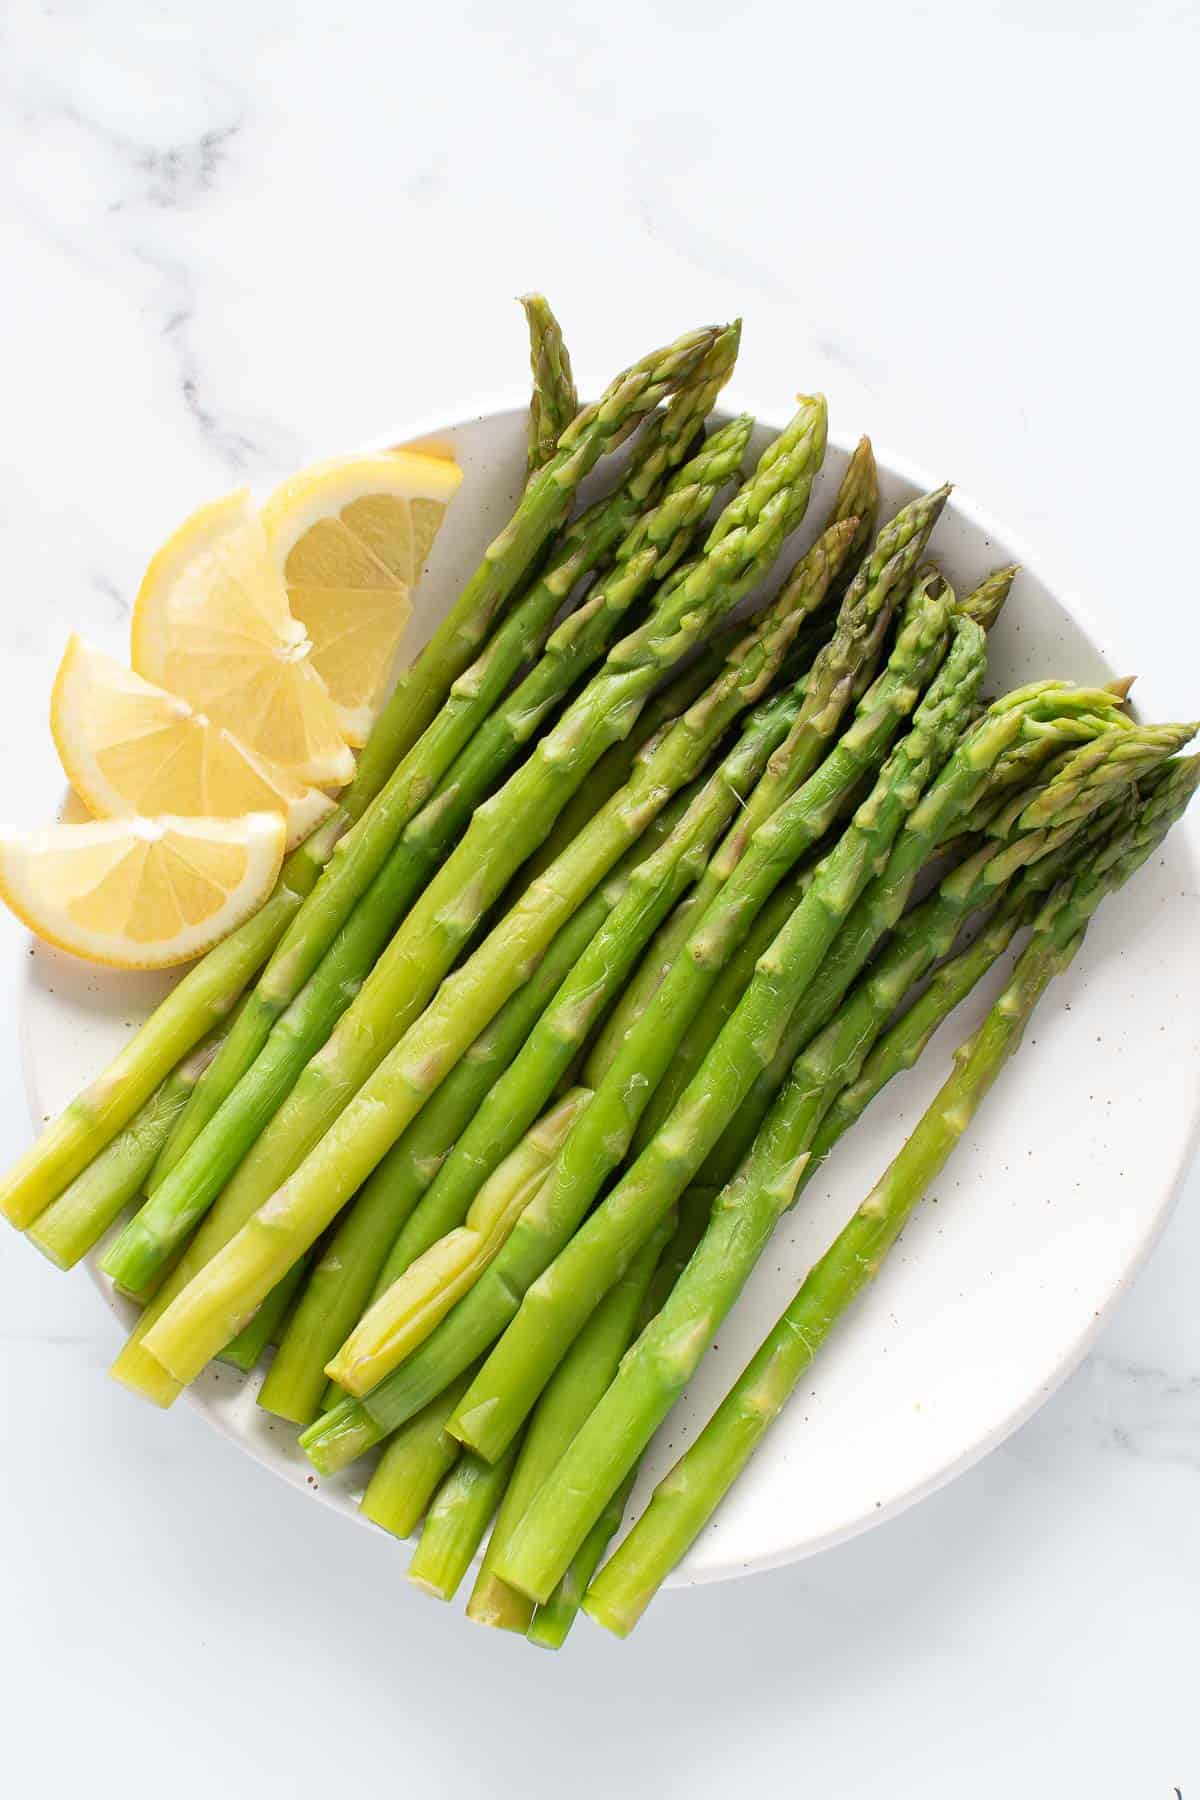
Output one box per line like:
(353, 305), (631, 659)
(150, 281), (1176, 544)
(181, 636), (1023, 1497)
(19, 410), (1200, 1586)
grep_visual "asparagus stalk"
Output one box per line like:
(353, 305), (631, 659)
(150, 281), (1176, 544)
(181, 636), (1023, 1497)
(111, 440), (817, 1415)
(299, 570), (957, 1470)
(353, 318), (729, 790)
(467, 1216), (676, 1634)
(25, 1026), (227, 1269)
(300, 578), (954, 1469)
(797, 818), (1119, 1190)
(259, 794), (696, 1425)
(586, 486), (951, 1083)
(583, 758), (1200, 1632)
(519, 632), (743, 886)
(441, 597), (976, 1465)
(0, 321), (727, 1232)
(355, 685), (806, 1301)
(816, 436), (878, 603)
(408, 1438), (524, 1603)
(359, 1367), (478, 1540)
(103, 413), (754, 1293)
(217, 1257), (308, 1372)
(493, 783), (1144, 1601)
(520, 293), (578, 471)
(340, 533), (851, 1358)
(327, 1089), (592, 1392)
(520, 608), (832, 888)
(152, 345), (741, 1195)
(136, 401), (832, 1393)
(700, 707), (1164, 1188)
(959, 564), (1018, 630)
(524, 1190), (713, 1648)
(629, 859), (818, 1158)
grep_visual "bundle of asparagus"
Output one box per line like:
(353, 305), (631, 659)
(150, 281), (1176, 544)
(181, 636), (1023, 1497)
(5, 296), (1197, 1650)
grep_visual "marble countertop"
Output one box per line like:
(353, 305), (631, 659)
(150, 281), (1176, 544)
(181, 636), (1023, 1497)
(1, 2), (1197, 1795)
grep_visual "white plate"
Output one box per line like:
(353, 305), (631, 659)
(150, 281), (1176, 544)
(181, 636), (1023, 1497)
(19, 409), (1200, 1588)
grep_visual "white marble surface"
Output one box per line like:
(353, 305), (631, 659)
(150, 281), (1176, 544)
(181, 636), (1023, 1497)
(1, 1), (1197, 1794)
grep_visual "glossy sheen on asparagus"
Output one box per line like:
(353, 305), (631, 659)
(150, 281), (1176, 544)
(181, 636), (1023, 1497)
(587, 485), (951, 1084)
(520, 293), (578, 471)
(150, 343), (742, 1193)
(109, 417), (821, 1414)
(327, 527), (854, 1396)
(0, 322), (729, 1233)
(137, 399), (832, 1391)
(300, 574), (957, 1468)
(103, 411), (753, 1294)
(583, 758), (1200, 1632)
(447, 617), (988, 1468)
(260, 794), (698, 1425)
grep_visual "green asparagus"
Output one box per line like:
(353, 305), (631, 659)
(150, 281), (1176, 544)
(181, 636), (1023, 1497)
(0, 321), (727, 1231)
(448, 617), (988, 1466)
(467, 1216), (675, 1634)
(102, 412), (754, 1293)
(331, 529), (852, 1385)
(520, 294), (578, 470)
(586, 485), (951, 1083)
(525, 1190), (713, 1648)
(300, 570), (957, 1469)
(25, 1026), (227, 1269)
(259, 793), (697, 1425)
(359, 1367), (478, 1540)
(583, 757), (1200, 1632)
(136, 398), (832, 1391)
(328, 1089), (593, 1392)
(151, 347), (741, 1191)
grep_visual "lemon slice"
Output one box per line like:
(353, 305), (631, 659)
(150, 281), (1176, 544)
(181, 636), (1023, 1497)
(260, 450), (462, 745)
(0, 813), (286, 969)
(131, 490), (355, 788)
(52, 635), (335, 852)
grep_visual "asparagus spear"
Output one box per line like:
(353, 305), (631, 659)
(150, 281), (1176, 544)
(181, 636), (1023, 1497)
(467, 1216), (676, 1634)
(524, 1192), (713, 1648)
(0, 321), (726, 1233)
(25, 1026), (227, 1269)
(299, 572), (958, 1469)
(699, 716), (1164, 1189)
(259, 793), (697, 1425)
(358, 685), (807, 1292)
(520, 293), (578, 471)
(627, 856), (820, 1162)
(152, 348), (741, 1195)
(519, 608), (831, 888)
(817, 436), (878, 603)
(359, 1367), (478, 1540)
(111, 444), (821, 1415)
(135, 401), (832, 1392)
(586, 485), (951, 1084)
(333, 532), (851, 1365)
(448, 619), (992, 1467)
(497, 761), (1193, 1604)
(102, 413), (754, 1293)
(959, 564), (1018, 630)
(796, 810), (1131, 1192)
(217, 1257), (308, 1372)
(327, 1090), (592, 1392)
(408, 1438), (524, 1603)
(582, 758), (1200, 1632)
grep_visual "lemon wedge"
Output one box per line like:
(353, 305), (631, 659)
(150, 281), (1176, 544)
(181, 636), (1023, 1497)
(259, 450), (462, 745)
(131, 490), (355, 788)
(0, 813), (286, 969)
(51, 635), (335, 852)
